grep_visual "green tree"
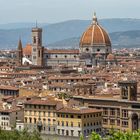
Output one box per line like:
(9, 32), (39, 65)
(89, 132), (102, 140)
(0, 129), (42, 140)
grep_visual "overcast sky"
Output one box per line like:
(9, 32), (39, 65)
(0, 0), (139, 23)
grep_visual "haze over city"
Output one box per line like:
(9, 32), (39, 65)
(0, 0), (139, 23)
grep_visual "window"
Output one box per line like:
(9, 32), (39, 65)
(71, 130), (74, 136)
(29, 118), (32, 123)
(122, 86), (128, 99)
(110, 108), (115, 116)
(103, 119), (108, 124)
(78, 122), (81, 127)
(70, 115), (74, 118)
(122, 121), (128, 127)
(122, 110), (128, 118)
(78, 115), (81, 118)
(38, 50), (40, 57)
(117, 109), (120, 117)
(62, 121), (64, 126)
(110, 119), (115, 125)
(66, 121), (68, 126)
(25, 117), (27, 123)
(33, 48), (36, 52)
(103, 108), (108, 116)
(62, 130), (64, 135)
(117, 120), (120, 126)
(34, 118), (36, 124)
(33, 37), (36, 44)
(58, 121), (60, 125)
(58, 129), (60, 134)
(97, 49), (100, 52)
(65, 55), (67, 58)
(55, 55), (58, 58)
(71, 122), (73, 127)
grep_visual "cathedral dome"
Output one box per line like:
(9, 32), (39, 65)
(80, 13), (111, 47)
(23, 44), (32, 56)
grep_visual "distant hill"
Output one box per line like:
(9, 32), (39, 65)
(0, 18), (140, 49)
(48, 30), (140, 49)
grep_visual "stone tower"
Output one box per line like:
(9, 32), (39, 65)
(31, 26), (44, 66)
(118, 81), (137, 101)
(17, 39), (23, 66)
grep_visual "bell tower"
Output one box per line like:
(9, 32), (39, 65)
(31, 25), (44, 66)
(118, 81), (137, 101)
(17, 39), (23, 66)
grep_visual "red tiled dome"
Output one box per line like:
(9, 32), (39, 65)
(23, 44), (32, 56)
(80, 13), (111, 47)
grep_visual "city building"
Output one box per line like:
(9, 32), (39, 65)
(73, 80), (140, 133)
(0, 86), (19, 97)
(24, 98), (59, 135)
(0, 107), (24, 130)
(56, 107), (102, 137)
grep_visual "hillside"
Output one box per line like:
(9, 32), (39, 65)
(0, 18), (140, 49)
(48, 30), (140, 49)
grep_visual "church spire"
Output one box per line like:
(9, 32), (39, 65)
(17, 38), (23, 66)
(92, 12), (98, 24)
(18, 38), (22, 50)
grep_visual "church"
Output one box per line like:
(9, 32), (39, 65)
(17, 13), (116, 67)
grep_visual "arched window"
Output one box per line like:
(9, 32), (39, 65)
(33, 37), (36, 44)
(38, 50), (40, 57)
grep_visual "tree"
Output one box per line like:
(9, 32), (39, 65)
(0, 129), (42, 140)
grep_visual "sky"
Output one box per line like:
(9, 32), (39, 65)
(0, 0), (139, 24)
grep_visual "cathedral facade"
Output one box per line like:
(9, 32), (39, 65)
(20, 14), (113, 67)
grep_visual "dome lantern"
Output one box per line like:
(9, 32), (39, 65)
(92, 12), (98, 25)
